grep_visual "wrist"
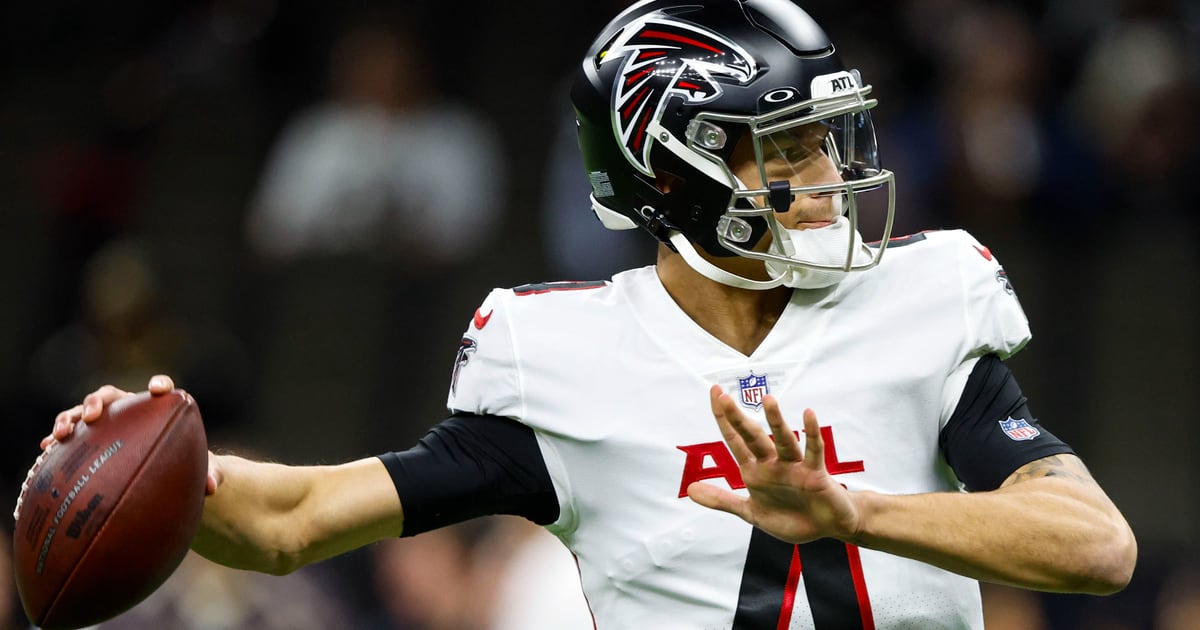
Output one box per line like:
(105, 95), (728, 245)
(846, 490), (882, 548)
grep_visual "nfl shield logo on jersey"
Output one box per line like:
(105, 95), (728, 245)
(999, 416), (1040, 441)
(737, 373), (769, 409)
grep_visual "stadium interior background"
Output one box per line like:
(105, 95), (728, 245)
(0, 0), (1197, 628)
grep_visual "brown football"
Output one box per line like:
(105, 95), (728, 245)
(12, 390), (208, 630)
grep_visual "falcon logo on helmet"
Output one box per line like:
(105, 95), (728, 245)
(599, 16), (759, 176)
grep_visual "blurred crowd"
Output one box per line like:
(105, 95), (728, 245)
(1, 0), (1197, 628)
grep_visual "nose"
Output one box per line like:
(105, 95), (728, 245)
(801, 153), (843, 195)
(771, 154), (842, 217)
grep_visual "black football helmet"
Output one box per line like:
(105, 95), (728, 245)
(572, 0), (894, 289)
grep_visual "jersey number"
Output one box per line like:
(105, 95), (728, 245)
(732, 528), (875, 629)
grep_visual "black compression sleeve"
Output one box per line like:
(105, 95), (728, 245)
(939, 355), (1075, 491)
(377, 413), (559, 537)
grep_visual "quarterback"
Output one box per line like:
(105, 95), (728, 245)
(46, 1), (1135, 628)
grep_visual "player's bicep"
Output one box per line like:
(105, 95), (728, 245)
(999, 453), (1098, 489)
(378, 412), (559, 537)
(998, 453), (1129, 534)
(939, 355), (1075, 491)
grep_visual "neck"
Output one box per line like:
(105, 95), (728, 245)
(655, 244), (792, 356)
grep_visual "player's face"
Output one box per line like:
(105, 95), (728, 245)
(728, 123), (843, 230)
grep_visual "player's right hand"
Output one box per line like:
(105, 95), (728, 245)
(687, 385), (863, 545)
(43, 375), (223, 496)
(43, 375), (175, 447)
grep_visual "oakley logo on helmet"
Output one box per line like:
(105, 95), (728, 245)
(760, 87), (801, 105)
(600, 15), (759, 176)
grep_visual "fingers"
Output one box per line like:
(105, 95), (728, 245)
(727, 388), (777, 460)
(711, 387), (809, 465)
(801, 408), (824, 471)
(710, 385), (755, 463)
(763, 395), (803, 462)
(712, 385), (777, 461)
(686, 481), (752, 522)
(148, 375), (175, 395)
(51, 404), (84, 442)
(81, 385), (129, 422)
(48, 394), (105, 444)
(44, 377), (177, 450)
(40, 433), (60, 450)
(709, 385), (822, 468)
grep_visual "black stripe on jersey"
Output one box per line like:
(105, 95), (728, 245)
(733, 532), (870, 629)
(866, 231), (929, 249)
(512, 280), (608, 296)
(732, 528), (795, 628)
(939, 355), (1075, 491)
(798, 539), (867, 629)
(378, 413), (559, 536)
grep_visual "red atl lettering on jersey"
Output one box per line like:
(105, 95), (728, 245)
(676, 426), (864, 497)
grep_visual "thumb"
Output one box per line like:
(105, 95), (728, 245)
(205, 453), (223, 496)
(687, 482), (751, 521)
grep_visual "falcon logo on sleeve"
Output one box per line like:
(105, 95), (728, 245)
(599, 15), (759, 176)
(450, 336), (478, 395)
(996, 269), (1015, 295)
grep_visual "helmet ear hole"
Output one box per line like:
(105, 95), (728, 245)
(654, 172), (684, 194)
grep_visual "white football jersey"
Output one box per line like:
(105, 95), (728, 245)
(448, 230), (1030, 630)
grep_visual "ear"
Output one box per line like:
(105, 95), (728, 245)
(655, 171), (683, 194)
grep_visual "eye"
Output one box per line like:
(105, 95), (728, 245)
(765, 124), (830, 163)
(790, 125), (829, 152)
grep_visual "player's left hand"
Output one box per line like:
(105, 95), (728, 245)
(687, 385), (862, 545)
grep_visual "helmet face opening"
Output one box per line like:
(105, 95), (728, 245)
(572, 1), (896, 288)
(682, 76), (895, 274)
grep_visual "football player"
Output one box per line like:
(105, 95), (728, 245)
(46, 1), (1135, 628)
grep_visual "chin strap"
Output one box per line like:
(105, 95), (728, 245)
(668, 232), (786, 291)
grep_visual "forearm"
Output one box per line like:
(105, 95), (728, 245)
(190, 455), (404, 575)
(851, 478), (1136, 594)
(191, 454), (316, 574)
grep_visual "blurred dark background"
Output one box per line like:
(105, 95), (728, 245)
(1, 0), (1198, 628)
